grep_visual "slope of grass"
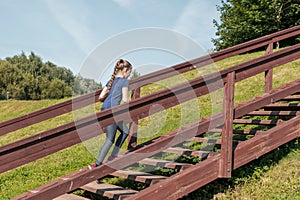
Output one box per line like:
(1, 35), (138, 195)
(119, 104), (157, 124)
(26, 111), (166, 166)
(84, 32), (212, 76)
(0, 49), (299, 199)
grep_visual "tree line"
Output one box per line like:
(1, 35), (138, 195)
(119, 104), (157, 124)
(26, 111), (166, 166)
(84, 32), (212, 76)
(0, 52), (100, 100)
(213, 0), (300, 50)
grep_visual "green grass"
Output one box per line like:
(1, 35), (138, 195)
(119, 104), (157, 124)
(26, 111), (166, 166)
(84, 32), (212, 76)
(0, 49), (299, 199)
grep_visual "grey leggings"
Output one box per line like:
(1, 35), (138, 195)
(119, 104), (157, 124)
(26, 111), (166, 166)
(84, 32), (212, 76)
(96, 121), (129, 165)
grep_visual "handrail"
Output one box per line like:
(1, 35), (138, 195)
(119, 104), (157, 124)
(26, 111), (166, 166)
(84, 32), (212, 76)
(12, 76), (300, 200)
(1, 43), (299, 174)
(1, 25), (299, 136)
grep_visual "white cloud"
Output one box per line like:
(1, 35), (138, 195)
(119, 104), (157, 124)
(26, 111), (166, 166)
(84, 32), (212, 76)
(174, 0), (218, 50)
(45, 0), (95, 55)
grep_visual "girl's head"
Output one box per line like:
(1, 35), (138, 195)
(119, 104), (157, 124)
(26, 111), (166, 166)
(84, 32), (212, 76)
(107, 59), (132, 90)
(115, 59), (132, 78)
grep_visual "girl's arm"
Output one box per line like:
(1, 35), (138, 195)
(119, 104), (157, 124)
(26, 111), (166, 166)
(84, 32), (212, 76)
(99, 86), (109, 101)
(121, 87), (129, 103)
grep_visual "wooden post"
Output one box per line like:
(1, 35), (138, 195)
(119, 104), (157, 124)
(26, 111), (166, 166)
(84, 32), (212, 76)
(219, 71), (235, 178)
(265, 42), (273, 92)
(127, 87), (140, 150)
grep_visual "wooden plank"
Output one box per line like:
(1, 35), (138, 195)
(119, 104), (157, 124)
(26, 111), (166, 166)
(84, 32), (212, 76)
(233, 119), (280, 125)
(282, 95), (300, 101)
(53, 194), (89, 200)
(246, 110), (300, 116)
(264, 43), (273, 92)
(189, 137), (222, 144)
(234, 115), (300, 169)
(11, 76), (300, 199)
(264, 103), (300, 111)
(127, 88), (140, 150)
(111, 170), (166, 185)
(80, 182), (137, 200)
(233, 129), (264, 135)
(11, 113), (223, 200)
(163, 147), (211, 158)
(220, 71), (235, 178)
(3, 44), (300, 174)
(126, 155), (221, 200)
(4, 25), (299, 136)
(139, 158), (193, 170)
(0, 90), (100, 136)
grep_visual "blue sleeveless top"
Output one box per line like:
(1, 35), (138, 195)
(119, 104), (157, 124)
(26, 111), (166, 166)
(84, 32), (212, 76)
(101, 77), (129, 110)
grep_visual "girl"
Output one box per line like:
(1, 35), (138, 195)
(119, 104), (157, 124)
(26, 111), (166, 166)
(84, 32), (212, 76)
(89, 59), (132, 169)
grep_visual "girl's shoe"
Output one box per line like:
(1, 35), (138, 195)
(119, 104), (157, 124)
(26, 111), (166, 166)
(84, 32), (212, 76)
(88, 163), (98, 170)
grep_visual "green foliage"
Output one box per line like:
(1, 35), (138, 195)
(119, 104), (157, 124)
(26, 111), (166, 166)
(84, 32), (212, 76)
(0, 52), (100, 100)
(213, 0), (300, 50)
(73, 74), (101, 96)
(130, 69), (141, 79)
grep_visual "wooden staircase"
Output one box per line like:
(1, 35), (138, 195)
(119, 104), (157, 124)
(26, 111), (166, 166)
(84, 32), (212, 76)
(1, 25), (299, 200)
(15, 85), (300, 200)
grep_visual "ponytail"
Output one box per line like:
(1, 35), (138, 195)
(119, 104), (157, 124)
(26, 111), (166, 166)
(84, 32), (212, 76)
(107, 59), (132, 91)
(99, 59), (132, 102)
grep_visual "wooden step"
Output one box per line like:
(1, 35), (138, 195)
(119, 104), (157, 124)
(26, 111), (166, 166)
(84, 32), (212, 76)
(233, 119), (280, 125)
(139, 158), (193, 170)
(281, 95), (300, 101)
(190, 137), (222, 144)
(53, 194), (90, 200)
(80, 182), (137, 200)
(246, 110), (300, 116)
(163, 147), (211, 158)
(233, 129), (264, 135)
(111, 170), (166, 185)
(264, 103), (300, 111)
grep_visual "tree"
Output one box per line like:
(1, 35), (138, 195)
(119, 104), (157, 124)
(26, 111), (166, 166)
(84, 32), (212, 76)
(73, 73), (101, 96)
(212, 0), (300, 51)
(130, 69), (141, 79)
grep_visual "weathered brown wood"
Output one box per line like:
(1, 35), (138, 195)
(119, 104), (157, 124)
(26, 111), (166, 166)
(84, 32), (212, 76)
(282, 95), (300, 101)
(233, 129), (264, 135)
(220, 72), (235, 178)
(127, 88), (140, 150)
(233, 44), (300, 82)
(0, 90), (100, 136)
(265, 42), (273, 92)
(139, 158), (193, 170)
(246, 110), (300, 116)
(233, 119), (281, 125)
(80, 182), (137, 200)
(264, 103), (300, 111)
(126, 155), (221, 200)
(11, 78), (300, 200)
(11, 112), (224, 200)
(163, 147), (211, 158)
(3, 74), (300, 175)
(234, 79), (300, 118)
(127, 117), (300, 200)
(189, 137), (222, 144)
(111, 170), (166, 185)
(234, 115), (300, 169)
(6, 25), (300, 199)
(2, 25), (299, 137)
(53, 194), (89, 200)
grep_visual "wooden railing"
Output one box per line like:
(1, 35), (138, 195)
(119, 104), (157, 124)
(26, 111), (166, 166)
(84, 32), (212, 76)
(1, 42), (299, 175)
(0, 25), (299, 175)
(1, 25), (299, 137)
(2, 25), (299, 200)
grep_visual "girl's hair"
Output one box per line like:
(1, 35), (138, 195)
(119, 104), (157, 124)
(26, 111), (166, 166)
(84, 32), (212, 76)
(107, 59), (132, 91)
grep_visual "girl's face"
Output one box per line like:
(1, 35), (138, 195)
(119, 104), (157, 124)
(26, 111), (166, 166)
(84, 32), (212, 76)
(123, 68), (132, 79)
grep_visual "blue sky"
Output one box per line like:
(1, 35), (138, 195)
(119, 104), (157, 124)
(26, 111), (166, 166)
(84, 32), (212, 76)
(0, 0), (221, 81)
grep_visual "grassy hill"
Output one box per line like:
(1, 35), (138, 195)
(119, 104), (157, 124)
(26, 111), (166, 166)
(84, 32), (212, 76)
(0, 50), (299, 199)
